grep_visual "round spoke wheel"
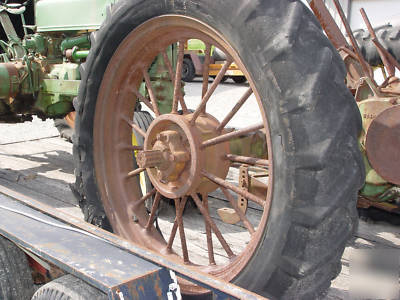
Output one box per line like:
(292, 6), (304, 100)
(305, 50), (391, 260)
(73, 1), (363, 298)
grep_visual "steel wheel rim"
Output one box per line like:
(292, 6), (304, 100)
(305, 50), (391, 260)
(93, 15), (274, 292)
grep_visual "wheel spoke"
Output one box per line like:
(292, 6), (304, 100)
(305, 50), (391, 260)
(121, 115), (146, 137)
(161, 50), (189, 114)
(130, 87), (155, 113)
(145, 192), (161, 230)
(175, 198), (190, 263)
(172, 41), (185, 113)
(191, 193), (234, 259)
(167, 196), (188, 251)
(142, 69), (160, 116)
(220, 188), (255, 234)
(126, 167), (145, 179)
(201, 43), (212, 100)
(133, 188), (157, 208)
(203, 193), (216, 265)
(117, 143), (143, 152)
(225, 154), (269, 168)
(201, 122), (264, 149)
(190, 59), (233, 125)
(202, 170), (265, 207)
(216, 88), (253, 132)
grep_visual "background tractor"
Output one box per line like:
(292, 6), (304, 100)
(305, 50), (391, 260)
(0, 0), (397, 299)
(182, 39), (247, 83)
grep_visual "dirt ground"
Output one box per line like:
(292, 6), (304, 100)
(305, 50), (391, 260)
(0, 80), (398, 299)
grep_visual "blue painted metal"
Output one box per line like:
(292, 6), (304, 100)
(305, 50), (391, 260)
(0, 194), (171, 299)
(0, 186), (266, 299)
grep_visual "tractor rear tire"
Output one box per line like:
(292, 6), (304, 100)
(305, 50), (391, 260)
(73, 1), (364, 298)
(354, 25), (400, 66)
(31, 274), (107, 300)
(0, 236), (35, 300)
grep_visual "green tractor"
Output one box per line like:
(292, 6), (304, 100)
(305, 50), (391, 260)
(4, 0), (396, 299)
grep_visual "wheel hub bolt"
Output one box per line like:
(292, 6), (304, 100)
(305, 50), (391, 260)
(137, 150), (163, 168)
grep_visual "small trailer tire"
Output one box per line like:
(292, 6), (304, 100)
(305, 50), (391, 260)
(31, 274), (107, 300)
(182, 57), (196, 82)
(0, 236), (35, 300)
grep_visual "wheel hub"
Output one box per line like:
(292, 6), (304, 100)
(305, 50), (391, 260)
(139, 113), (230, 198)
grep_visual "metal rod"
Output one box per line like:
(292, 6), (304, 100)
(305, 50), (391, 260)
(172, 42), (185, 113)
(225, 154), (269, 168)
(162, 50), (189, 114)
(166, 196), (188, 251)
(202, 170), (265, 207)
(360, 8), (395, 77)
(142, 69), (160, 116)
(131, 87), (155, 113)
(191, 193), (234, 258)
(216, 88), (253, 132)
(332, 0), (373, 79)
(126, 168), (145, 178)
(132, 188), (157, 209)
(202, 193), (216, 265)
(201, 123), (264, 149)
(191, 59), (233, 125)
(175, 198), (190, 263)
(309, 0), (349, 49)
(117, 143), (143, 152)
(145, 192), (161, 230)
(202, 44), (212, 100)
(121, 115), (146, 137)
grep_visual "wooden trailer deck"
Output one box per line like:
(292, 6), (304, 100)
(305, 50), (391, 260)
(0, 81), (399, 299)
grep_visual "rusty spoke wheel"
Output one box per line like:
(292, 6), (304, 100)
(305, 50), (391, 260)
(73, 1), (363, 298)
(99, 25), (271, 284)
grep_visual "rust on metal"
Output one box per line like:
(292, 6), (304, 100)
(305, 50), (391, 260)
(358, 196), (400, 214)
(202, 193), (216, 265)
(201, 123), (264, 149)
(238, 165), (249, 214)
(216, 88), (253, 132)
(190, 59), (233, 125)
(365, 105), (400, 185)
(91, 15), (273, 294)
(172, 41), (185, 113)
(225, 154), (268, 168)
(64, 111), (76, 128)
(309, 0), (349, 49)
(221, 187), (255, 234)
(191, 193), (235, 259)
(332, 0), (374, 80)
(202, 170), (265, 207)
(360, 8), (396, 77)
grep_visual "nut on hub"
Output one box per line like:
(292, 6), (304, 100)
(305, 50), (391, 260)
(137, 130), (190, 182)
(142, 113), (230, 199)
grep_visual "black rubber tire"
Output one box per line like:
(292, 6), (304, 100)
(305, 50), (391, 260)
(211, 75), (228, 83)
(232, 76), (247, 84)
(31, 274), (107, 300)
(0, 236), (35, 300)
(54, 118), (73, 143)
(354, 25), (400, 66)
(182, 57), (196, 82)
(72, 1), (364, 299)
(212, 47), (227, 61)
